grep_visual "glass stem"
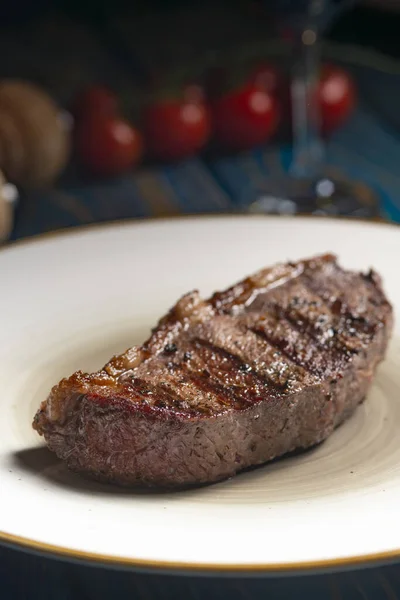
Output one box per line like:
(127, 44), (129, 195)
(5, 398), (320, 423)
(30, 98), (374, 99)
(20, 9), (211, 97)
(290, 24), (324, 179)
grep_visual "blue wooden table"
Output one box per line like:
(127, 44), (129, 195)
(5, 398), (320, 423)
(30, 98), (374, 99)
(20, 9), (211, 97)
(3, 542), (400, 600)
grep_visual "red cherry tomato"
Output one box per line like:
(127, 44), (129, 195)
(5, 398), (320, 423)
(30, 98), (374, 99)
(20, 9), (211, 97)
(318, 65), (356, 135)
(76, 116), (143, 176)
(73, 85), (118, 121)
(211, 84), (280, 152)
(143, 100), (211, 162)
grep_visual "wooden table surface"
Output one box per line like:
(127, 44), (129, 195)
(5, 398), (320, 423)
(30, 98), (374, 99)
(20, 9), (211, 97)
(3, 542), (400, 600)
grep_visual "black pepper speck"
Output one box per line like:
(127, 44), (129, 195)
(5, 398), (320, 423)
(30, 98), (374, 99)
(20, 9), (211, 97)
(164, 343), (177, 354)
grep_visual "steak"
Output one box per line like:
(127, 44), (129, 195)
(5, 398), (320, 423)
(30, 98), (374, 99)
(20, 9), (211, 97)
(33, 254), (393, 487)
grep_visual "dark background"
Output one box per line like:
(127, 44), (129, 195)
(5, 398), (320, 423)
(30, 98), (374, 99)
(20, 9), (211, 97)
(0, 1), (399, 50)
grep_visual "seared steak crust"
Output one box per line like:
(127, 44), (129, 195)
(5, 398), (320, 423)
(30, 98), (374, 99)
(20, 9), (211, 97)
(33, 254), (393, 487)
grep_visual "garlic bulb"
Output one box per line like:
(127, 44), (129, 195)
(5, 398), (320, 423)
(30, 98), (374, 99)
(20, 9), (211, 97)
(0, 80), (71, 189)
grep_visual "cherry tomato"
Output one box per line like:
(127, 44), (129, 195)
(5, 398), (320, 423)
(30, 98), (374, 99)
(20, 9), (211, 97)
(76, 116), (143, 176)
(318, 65), (356, 135)
(143, 99), (211, 162)
(73, 85), (118, 121)
(211, 83), (280, 152)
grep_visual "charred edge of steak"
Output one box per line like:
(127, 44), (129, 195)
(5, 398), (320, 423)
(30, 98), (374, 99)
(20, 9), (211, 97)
(32, 254), (393, 487)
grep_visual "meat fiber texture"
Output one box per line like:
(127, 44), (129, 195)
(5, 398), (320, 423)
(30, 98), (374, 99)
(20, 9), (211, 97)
(33, 254), (393, 487)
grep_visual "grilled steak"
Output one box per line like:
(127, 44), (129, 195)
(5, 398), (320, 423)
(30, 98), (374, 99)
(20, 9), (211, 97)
(33, 254), (393, 487)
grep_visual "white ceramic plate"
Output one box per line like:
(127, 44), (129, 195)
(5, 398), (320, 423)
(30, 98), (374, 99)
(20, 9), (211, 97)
(1, 216), (400, 574)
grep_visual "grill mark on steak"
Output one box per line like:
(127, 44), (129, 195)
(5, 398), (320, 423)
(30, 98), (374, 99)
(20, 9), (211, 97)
(249, 325), (323, 377)
(278, 306), (358, 357)
(85, 377), (184, 417)
(245, 260), (382, 353)
(257, 279), (368, 358)
(172, 367), (253, 412)
(248, 311), (351, 379)
(301, 267), (388, 320)
(246, 286), (357, 367)
(191, 338), (287, 399)
(298, 275), (382, 351)
(128, 377), (188, 411)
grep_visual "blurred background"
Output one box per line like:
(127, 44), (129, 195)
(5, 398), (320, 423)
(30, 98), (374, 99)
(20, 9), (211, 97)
(0, 0), (400, 244)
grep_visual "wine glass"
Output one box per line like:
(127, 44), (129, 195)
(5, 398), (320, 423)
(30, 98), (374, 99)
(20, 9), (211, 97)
(248, 0), (379, 219)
